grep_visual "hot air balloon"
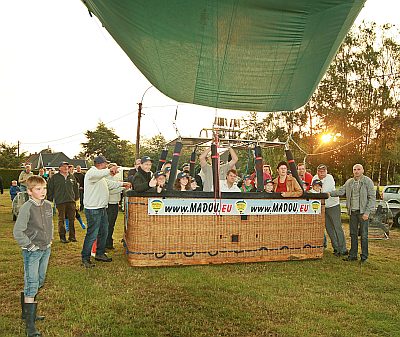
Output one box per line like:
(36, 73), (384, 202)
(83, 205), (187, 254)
(83, 0), (365, 266)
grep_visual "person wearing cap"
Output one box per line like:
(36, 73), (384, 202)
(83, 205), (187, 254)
(18, 164), (34, 192)
(81, 156), (130, 268)
(264, 179), (274, 193)
(151, 170), (167, 194)
(174, 172), (192, 191)
(310, 179), (323, 193)
(220, 169), (241, 192)
(273, 161), (302, 197)
(240, 175), (255, 192)
(199, 146), (238, 192)
(105, 163), (127, 250)
(181, 163), (190, 173)
(127, 158), (142, 187)
(297, 163), (313, 191)
(47, 162), (80, 243)
(314, 164), (348, 257)
(161, 160), (172, 172)
(132, 156), (157, 192)
(329, 164), (375, 263)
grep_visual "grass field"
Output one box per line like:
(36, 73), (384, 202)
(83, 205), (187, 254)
(1, 192), (399, 337)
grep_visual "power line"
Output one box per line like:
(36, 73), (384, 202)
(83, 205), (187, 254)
(21, 110), (138, 145)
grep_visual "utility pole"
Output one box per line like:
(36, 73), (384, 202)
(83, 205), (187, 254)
(135, 86), (153, 159)
(17, 140), (20, 157)
(135, 102), (142, 159)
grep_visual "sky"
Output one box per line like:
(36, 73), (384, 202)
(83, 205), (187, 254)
(0, 0), (399, 158)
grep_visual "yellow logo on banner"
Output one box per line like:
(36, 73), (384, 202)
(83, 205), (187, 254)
(311, 200), (321, 213)
(235, 200), (247, 214)
(151, 199), (163, 213)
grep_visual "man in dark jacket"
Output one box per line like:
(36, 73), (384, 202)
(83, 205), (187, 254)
(47, 162), (79, 243)
(133, 156), (157, 192)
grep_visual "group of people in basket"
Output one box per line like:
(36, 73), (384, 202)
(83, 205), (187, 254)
(132, 146), (322, 196)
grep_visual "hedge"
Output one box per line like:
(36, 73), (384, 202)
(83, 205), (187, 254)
(0, 169), (41, 188)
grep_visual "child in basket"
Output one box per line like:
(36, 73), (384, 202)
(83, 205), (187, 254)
(310, 179), (323, 193)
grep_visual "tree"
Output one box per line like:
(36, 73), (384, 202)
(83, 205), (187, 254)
(80, 122), (135, 166)
(0, 143), (26, 168)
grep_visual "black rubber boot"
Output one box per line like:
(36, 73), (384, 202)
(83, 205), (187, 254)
(21, 292), (45, 321)
(25, 303), (42, 337)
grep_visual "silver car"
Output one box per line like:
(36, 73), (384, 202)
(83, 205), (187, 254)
(382, 185), (400, 227)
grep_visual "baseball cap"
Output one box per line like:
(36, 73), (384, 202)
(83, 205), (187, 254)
(264, 179), (274, 185)
(58, 161), (69, 167)
(243, 175), (252, 180)
(94, 156), (109, 164)
(317, 164), (327, 170)
(177, 172), (189, 179)
(154, 170), (167, 178)
(312, 179), (323, 186)
(140, 156), (153, 164)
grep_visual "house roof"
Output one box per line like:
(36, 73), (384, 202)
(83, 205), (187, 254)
(26, 151), (88, 169)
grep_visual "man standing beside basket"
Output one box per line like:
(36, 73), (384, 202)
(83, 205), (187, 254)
(329, 164), (375, 264)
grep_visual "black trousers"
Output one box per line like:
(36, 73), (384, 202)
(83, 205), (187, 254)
(106, 204), (119, 247)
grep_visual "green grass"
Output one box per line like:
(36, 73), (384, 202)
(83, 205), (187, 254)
(1, 191), (400, 337)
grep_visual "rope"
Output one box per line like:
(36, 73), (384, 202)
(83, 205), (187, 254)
(124, 243), (324, 258)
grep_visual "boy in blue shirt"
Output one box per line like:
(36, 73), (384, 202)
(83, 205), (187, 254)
(13, 176), (53, 337)
(10, 180), (20, 200)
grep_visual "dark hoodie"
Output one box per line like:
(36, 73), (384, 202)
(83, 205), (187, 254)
(132, 167), (153, 192)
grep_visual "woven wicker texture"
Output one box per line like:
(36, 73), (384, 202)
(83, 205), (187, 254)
(125, 197), (325, 266)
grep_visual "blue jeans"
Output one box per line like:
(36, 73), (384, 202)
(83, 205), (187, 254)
(349, 210), (369, 260)
(19, 185), (27, 192)
(23, 248), (51, 297)
(81, 208), (109, 260)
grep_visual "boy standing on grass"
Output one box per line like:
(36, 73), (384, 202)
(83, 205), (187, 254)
(10, 180), (21, 200)
(13, 176), (53, 337)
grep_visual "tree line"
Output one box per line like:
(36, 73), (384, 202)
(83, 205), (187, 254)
(1, 23), (399, 185)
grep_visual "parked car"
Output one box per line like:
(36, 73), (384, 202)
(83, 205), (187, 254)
(382, 185), (400, 227)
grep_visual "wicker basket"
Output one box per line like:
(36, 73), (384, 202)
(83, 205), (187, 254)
(124, 196), (325, 267)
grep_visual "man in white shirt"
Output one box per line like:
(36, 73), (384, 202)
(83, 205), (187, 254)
(314, 164), (348, 256)
(81, 156), (130, 268)
(199, 147), (238, 192)
(220, 169), (241, 192)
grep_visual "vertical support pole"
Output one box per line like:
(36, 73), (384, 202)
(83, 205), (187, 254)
(157, 149), (168, 171)
(285, 147), (304, 193)
(211, 144), (220, 195)
(254, 145), (263, 192)
(166, 142), (183, 191)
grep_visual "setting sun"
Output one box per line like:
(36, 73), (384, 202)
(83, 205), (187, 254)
(321, 133), (333, 143)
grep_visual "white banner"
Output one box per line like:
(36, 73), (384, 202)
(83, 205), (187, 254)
(148, 198), (321, 216)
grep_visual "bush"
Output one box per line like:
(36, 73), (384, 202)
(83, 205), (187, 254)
(0, 169), (23, 188)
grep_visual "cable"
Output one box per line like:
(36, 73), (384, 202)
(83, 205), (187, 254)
(21, 109), (137, 145)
